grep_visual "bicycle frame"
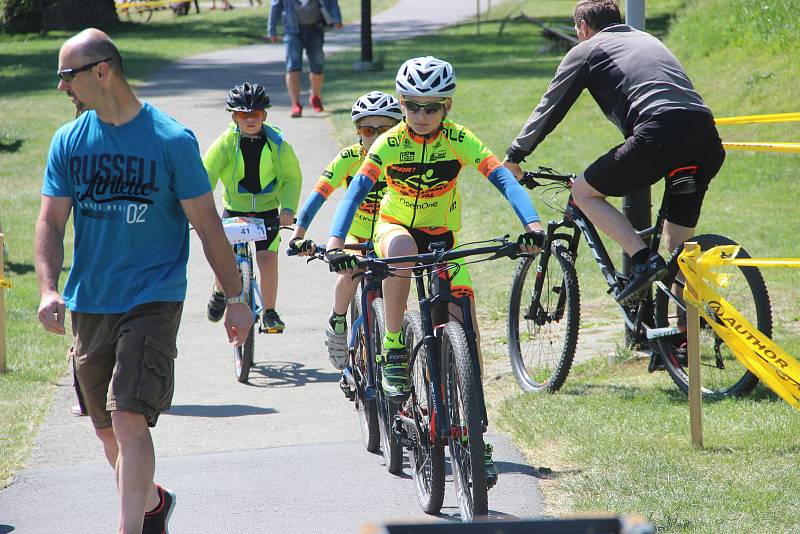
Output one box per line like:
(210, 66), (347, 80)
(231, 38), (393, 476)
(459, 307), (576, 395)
(233, 241), (264, 327)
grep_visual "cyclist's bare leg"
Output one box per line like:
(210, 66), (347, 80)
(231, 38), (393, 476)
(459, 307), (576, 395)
(256, 249), (278, 310)
(572, 175), (648, 256)
(111, 411), (160, 533)
(380, 230), (416, 333)
(333, 272), (359, 315)
(663, 220), (694, 254)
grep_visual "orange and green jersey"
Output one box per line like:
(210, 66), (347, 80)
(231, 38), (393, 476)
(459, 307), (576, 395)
(295, 143), (387, 240)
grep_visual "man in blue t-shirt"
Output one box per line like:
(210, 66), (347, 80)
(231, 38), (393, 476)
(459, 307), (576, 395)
(35, 28), (251, 534)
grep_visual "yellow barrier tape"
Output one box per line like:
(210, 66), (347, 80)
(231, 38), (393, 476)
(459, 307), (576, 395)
(0, 278), (11, 289)
(679, 246), (800, 408)
(715, 112), (800, 125)
(722, 141), (800, 154)
(116, 0), (176, 9)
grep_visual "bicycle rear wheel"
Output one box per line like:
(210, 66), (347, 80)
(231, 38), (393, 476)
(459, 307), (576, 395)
(404, 311), (445, 515)
(442, 321), (488, 519)
(508, 243), (580, 392)
(371, 297), (404, 474)
(234, 261), (255, 383)
(352, 289), (379, 453)
(654, 234), (772, 398)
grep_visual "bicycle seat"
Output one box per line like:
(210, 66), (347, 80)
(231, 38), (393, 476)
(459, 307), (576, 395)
(665, 165), (698, 195)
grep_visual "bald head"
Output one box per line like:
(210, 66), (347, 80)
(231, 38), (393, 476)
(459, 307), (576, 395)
(62, 28), (124, 74)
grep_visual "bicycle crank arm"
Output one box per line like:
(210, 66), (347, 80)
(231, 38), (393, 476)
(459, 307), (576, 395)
(644, 326), (682, 340)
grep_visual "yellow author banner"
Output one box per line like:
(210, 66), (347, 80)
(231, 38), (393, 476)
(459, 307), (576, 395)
(679, 245), (800, 408)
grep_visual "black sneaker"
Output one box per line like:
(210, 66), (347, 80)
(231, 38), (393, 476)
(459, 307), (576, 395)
(261, 309), (285, 333)
(142, 485), (175, 534)
(380, 348), (409, 403)
(206, 289), (225, 323)
(616, 253), (668, 304)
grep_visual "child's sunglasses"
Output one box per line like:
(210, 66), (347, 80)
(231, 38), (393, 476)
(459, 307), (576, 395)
(403, 99), (447, 115)
(356, 125), (393, 137)
(234, 110), (267, 121)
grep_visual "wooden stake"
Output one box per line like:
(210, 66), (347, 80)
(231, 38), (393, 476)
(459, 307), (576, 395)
(684, 242), (703, 448)
(1, 232), (6, 373)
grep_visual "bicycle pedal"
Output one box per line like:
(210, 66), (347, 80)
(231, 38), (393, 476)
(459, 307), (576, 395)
(259, 327), (284, 334)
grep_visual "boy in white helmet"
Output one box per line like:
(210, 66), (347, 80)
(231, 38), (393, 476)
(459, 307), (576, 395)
(289, 91), (403, 370)
(324, 56), (545, 488)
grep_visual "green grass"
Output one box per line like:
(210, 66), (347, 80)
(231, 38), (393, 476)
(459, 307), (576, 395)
(0, 1), (399, 488)
(315, 0), (800, 530)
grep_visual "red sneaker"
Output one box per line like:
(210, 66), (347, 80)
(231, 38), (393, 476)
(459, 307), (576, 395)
(290, 103), (302, 118)
(309, 94), (324, 112)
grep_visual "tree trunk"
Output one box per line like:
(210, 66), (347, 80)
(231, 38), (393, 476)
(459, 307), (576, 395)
(41, 0), (119, 31)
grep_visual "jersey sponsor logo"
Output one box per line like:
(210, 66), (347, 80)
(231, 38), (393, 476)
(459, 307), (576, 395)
(322, 170), (334, 179)
(368, 153), (383, 166)
(441, 126), (466, 143)
(387, 137), (400, 147)
(398, 196), (439, 210)
(340, 147), (360, 159)
(400, 151), (415, 162)
(386, 160), (461, 198)
(429, 150), (447, 162)
(402, 139), (413, 149)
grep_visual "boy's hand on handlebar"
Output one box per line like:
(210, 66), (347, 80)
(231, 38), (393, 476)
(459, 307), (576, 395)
(326, 248), (358, 274)
(289, 237), (315, 256)
(517, 226), (545, 255)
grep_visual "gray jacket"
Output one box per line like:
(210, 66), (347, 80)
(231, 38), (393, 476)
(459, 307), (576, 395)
(507, 24), (711, 163)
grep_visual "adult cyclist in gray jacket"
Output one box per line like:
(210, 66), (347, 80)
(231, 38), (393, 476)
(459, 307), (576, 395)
(504, 0), (725, 303)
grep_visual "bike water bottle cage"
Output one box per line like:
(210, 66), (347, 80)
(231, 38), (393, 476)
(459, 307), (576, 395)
(666, 166), (698, 195)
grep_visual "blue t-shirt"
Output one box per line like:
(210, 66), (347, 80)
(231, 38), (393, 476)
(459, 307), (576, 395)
(42, 102), (212, 313)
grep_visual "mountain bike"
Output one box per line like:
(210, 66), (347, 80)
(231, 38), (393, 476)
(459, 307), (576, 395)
(290, 242), (404, 474)
(223, 216), (293, 383)
(350, 236), (521, 520)
(507, 166), (772, 398)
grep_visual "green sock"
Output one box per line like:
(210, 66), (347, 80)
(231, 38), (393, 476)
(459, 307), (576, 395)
(329, 311), (346, 335)
(383, 329), (405, 350)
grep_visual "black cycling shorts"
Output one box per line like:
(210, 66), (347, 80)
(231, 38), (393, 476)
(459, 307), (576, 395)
(584, 110), (725, 227)
(223, 208), (280, 252)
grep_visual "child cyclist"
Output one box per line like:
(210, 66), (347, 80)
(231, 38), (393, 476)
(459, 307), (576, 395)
(324, 56), (545, 486)
(288, 91), (403, 370)
(204, 82), (302, 332)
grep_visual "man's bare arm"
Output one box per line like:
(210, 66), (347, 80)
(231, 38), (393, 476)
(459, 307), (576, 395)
(35, 196), (72, 334)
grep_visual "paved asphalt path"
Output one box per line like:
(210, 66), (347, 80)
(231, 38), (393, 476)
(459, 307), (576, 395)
(0, 2), (543, 532)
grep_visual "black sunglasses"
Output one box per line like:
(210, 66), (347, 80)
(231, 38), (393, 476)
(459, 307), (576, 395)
(404, 99), (447, 115)
(57, 57), (113, 82)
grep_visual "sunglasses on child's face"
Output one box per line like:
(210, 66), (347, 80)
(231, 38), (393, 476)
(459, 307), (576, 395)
(403, 99), (447, 115)
(234, 110), (266, 121)
(357, 125), (392, 137)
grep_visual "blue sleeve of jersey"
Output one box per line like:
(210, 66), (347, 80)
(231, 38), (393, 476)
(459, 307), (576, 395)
(296, 192), (325, 229)
(330, 173), (373, 238)
(487, 166), (540, 225)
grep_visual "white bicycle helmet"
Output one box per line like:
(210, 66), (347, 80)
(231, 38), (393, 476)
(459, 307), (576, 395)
(351, 91), (403, 123)
(395, 56), (456, 97)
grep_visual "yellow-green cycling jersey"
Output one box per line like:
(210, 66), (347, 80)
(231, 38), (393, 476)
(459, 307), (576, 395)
(358, 119), (503, 234)
(295, 143), (388, 240)
(203, 122), (302, 214)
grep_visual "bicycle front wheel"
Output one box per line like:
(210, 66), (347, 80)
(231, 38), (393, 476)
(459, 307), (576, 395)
(655, 234), (772, 398)
(404, 311), (445, 515)
(352, 290), (379, 453)
(508, 243), (580, 392)
(442, 321), (488, 519)
(234, 261), (255, 383)
(371, 297), (404, 474)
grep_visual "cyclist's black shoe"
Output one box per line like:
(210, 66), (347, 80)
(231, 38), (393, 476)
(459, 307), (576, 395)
(206, 289), (225, 323)
(142, 485), (175, 534)
(261, 309), (285, 333)
(616, 252), (668, 304)
(380, 348), (409, 403)
(485, 443), (499, 490)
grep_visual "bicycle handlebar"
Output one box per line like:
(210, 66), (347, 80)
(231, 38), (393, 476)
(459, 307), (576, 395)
(520, 167), (576, 189)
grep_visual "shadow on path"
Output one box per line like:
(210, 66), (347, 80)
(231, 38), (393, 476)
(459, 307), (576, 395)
(165, 404), (277, 417)
(246, 361), (340, 388)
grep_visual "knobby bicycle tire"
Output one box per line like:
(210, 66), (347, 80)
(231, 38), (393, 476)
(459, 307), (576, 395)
(352, 290), (379, 453)
(404, 311), (445, 515)
(371, 297), (404, 474)
(443, 321), (488, 519)
(508, 243), (581, 392)
(655, 234), (771, 398)
(234, 259), (255, 383)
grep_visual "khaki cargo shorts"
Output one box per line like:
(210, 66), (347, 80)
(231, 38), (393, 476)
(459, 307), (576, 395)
(71, 301), (183, 429)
